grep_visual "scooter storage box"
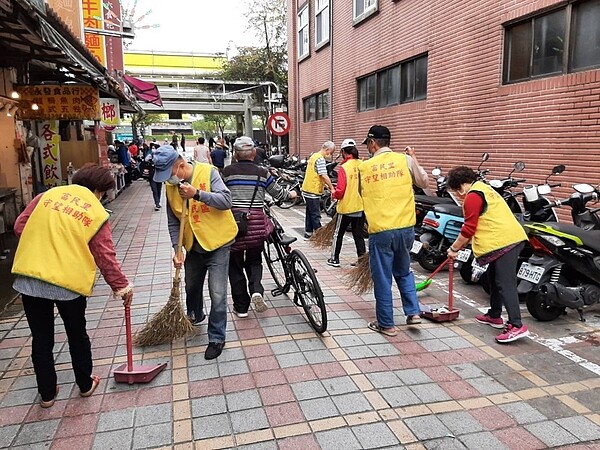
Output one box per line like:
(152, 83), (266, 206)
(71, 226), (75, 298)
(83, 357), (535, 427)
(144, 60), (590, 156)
(269, 155), (286, 168)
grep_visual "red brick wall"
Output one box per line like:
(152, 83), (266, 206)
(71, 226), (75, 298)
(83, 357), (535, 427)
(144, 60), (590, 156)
(288, 0), (600, 209)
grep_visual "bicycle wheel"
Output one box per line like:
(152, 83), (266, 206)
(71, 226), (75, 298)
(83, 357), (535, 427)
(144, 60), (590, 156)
(275, 180), (301, 209)
(290, 249), (327, 333)
(263, 237), (290, 293)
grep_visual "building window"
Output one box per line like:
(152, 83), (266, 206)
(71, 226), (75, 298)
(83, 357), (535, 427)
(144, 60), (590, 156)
(303, 91), (329, 122)
(357, 54), (427, 112)
(504, 0), (600, 83)
(354, 0), (377, 22)
(315, 0), (330, 47)
(298, 5), (309, 60)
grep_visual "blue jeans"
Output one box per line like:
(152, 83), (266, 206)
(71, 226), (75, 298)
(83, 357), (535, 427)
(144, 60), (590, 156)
(304, 196), (322, 234)
(149, 179), (162, 207)
(184, 245), (230, 343)
(369, 227), (420, 328)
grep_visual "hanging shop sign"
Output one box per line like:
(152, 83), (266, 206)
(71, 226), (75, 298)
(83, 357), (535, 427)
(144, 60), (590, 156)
(99, 98), (120, 127)
(16, 85), (100, 120)
(82, 0), (106, 65)
(39, 120), (62, 189)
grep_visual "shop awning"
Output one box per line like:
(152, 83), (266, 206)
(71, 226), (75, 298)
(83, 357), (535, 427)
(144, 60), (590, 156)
(123, 75), (163, 107)
(0, 0), (142, 112)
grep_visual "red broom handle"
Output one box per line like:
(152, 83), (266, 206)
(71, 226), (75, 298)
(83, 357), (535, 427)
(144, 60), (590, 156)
(425, 258), (450, 282)
(124, 303), (133, 372)
(448, 263), (454, 310)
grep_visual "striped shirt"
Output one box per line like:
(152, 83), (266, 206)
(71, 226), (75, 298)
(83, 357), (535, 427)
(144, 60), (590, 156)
(222, 160), (287, 208)
(302, 156), (328, 199)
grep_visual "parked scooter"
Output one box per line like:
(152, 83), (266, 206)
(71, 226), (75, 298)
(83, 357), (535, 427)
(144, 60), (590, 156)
(517, 183), (600, 322)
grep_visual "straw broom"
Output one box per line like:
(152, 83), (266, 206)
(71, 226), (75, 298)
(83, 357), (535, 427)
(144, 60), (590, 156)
(309, 214), (339, 249)
(344, 252), (373, 294)
(133, 200), (195, 347)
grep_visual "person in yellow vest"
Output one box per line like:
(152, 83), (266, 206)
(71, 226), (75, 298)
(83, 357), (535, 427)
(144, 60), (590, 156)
(359, 125), (429, 337)
(328, 139), (366, 267)
(301, 141), (335, 240)
(11, 164), (133, 408)
(153, 145), (237, 360)
(446, 166), (529, 343)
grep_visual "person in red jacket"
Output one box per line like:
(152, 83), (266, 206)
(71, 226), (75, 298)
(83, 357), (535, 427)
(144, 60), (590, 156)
(328, 139), (366, 267)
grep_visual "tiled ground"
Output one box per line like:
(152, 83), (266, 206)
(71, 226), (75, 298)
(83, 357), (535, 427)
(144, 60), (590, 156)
(1, 180), (600, 449)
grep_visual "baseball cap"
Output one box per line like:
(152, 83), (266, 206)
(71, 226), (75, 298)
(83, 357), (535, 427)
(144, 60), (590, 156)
(340, 138), (356, 149)
(361, 125), (391, 144)
(152, 145), (180, 183)
(233, 136), (255, 151)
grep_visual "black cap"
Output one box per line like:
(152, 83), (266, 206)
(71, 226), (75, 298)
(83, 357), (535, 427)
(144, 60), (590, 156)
(361, 125), (391, 144)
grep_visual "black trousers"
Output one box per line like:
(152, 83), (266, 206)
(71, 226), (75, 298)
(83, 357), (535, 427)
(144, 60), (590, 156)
(304, 197), (322, 234)
(229, 246), (264, 313)
(149, 178), (162, 207)
(487, 242), (525, 328)
(22, 295), (93, 402)
(331, 213), (366, 260)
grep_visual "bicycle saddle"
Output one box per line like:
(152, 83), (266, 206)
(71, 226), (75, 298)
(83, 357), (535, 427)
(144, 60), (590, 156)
(280, 235), (297, 246)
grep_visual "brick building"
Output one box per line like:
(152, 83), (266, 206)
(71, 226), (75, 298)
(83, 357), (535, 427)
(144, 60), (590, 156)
(287, 0), (600, 193)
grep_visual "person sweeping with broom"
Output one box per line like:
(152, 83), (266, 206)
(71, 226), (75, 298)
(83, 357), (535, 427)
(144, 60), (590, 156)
(153, 145), (237, 360)
(326, 139), (366, 267)
(359, 126), (429, 336)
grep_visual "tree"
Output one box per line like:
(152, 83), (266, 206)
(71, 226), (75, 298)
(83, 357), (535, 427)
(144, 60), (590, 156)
(131, 113), (166, 139)
(192, 115), (236, 137)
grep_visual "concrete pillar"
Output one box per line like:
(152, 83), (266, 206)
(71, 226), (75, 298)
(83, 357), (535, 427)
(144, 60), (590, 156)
(243, 96), (252, 137)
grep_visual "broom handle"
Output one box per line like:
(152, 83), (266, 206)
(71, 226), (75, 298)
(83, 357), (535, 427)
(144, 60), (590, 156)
(425, 258), (450, 282)
(448, 262), (454, 310)
(174, 199), (188, 281)
(125, 303), (133, 372)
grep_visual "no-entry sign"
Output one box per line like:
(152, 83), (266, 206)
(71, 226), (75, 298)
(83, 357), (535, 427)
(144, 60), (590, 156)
(267, 112), (291, 136)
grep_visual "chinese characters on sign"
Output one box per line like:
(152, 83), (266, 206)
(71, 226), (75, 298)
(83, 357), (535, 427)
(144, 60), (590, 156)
(82, 0), (106, 65)
(16, 85), (100, 120)
(40, 121), (62, 189)
(99, 98), (120, 127)
(42, 192), (95, 227)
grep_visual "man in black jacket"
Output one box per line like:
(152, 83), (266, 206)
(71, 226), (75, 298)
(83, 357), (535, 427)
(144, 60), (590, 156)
(222, 137), (297, 317)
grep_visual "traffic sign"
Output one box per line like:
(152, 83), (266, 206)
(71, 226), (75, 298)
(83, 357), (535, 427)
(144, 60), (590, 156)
(267, 112), (291, 136)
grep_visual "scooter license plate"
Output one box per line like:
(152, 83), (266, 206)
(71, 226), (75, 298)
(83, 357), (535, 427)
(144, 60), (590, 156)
(411, 240), (423, 254)
(456, 249), (471, 262)
(517, 262), (545, 284)
(472, 260), (488, 273)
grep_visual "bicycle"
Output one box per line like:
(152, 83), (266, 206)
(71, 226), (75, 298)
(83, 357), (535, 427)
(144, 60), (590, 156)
(262, 201), (328, 333)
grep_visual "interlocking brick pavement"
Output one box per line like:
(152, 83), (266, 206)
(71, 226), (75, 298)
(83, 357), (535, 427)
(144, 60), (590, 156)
(1, 180), (600, 449)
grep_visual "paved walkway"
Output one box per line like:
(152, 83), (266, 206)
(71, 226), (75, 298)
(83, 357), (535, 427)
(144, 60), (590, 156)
(1, 179), (600, 450)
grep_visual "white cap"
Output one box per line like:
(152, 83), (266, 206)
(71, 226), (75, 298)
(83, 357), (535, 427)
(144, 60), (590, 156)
(341, 138), (356, 149)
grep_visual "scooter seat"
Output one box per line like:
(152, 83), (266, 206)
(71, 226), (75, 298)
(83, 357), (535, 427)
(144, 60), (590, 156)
(542, 223), (600, 252)
(414, 194), (455, 206)
(432, 204), (463, 217)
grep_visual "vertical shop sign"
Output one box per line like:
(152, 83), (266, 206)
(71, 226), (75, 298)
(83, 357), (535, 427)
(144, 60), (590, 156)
(99, 98), (120, 126)
(40, 121), (62, 188)
(82, 0), (106, 65)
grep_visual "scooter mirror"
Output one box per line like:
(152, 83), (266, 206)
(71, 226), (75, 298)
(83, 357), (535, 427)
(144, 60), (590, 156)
(481, 153), (490, 162)
(537, 184), (552, 195)
(573, 183), (595, 194)
(552, 164), (565, 175)
(514, 161), (525, 172)
(432, 167), (442, 177)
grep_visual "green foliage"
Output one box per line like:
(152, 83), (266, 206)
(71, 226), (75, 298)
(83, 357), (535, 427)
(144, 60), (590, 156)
(192, 115), (236, 136)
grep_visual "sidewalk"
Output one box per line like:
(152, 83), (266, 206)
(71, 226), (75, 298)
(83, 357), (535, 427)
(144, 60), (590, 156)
(1, 179), (600, 450)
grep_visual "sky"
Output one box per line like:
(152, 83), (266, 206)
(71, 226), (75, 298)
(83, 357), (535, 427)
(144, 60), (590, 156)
(124, 0), (259, 55)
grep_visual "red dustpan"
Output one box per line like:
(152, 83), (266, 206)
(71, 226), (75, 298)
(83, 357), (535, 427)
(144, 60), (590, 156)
(421, 261), (460, 322)
(114, 304), (167, 384)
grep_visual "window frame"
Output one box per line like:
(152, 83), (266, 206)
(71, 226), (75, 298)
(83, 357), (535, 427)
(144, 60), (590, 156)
(303, 90), (329, 122)
(357, 54), (428, 112)
(315, 0), (330, 49)
(297, 4), (310, 62)
(353, 0), (378, 25)
(503, 0), (600, 84)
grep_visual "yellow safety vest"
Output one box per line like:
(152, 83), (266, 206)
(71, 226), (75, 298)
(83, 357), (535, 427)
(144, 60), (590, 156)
(468, 181), (527, 257)
(12, 185), (109, 296)
(359, 151), (415, 234)
(301, 152), (325, 195)
(336, 159), (363, 215)
(166, 162), (237, 252)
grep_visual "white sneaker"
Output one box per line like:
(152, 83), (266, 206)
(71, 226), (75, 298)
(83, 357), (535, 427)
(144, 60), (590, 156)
(233, 308), (248, 318)
(252, 293), (268, 312)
